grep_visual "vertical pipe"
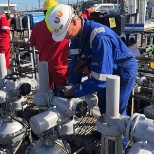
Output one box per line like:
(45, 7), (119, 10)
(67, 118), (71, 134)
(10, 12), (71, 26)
(32, 46), (37, 79)
(38, 61), (49, 93)
(38, 0), (41, 10)
(105, 75), (120, 118)
(138, 0), (146, 23)
(131, 86), (135, 115)
(120, 0), (125, 14)
(0, 53), (7, 79)
(8, 0), (10, 13)
(101, 135), (105, 154)
(117, 0), (120, 9)
(132, 0), (137, 13)
(127, 0), (137, 23)
(27, 16), (31, 39)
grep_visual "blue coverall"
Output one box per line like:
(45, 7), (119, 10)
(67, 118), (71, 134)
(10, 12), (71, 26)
(69, 18), (138, 115)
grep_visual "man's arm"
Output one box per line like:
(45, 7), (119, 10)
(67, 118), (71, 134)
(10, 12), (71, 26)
(69, 7), (96, 84)
(74, 35), (113, 98)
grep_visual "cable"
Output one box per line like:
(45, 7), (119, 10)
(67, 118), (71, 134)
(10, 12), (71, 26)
(6, 112), (34, 143)
(47, 134), (68, 154)
(6, 112), (29, 129)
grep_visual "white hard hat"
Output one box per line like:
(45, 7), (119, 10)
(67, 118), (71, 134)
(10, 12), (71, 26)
(45, 4), (74, 42)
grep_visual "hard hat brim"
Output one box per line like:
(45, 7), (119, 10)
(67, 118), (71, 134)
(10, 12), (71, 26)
(52, 31), (67, 42)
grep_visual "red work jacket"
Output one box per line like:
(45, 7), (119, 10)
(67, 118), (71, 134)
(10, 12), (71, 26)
(0, 13), (10, 68)
(30, 20), (69, 71)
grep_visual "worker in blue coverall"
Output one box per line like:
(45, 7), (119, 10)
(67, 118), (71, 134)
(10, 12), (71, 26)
(45, 4), (138, 150)
(45, 4), (138, 116)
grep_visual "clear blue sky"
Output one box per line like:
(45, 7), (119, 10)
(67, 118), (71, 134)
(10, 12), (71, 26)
(0, 0), (79, 11)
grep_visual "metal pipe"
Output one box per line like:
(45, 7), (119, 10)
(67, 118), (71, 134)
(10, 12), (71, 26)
(120, 0), (125, 14)
(32, 47), (37, 79)
(97, 75), (122, 154)
(117, 0), (120, 9)
(105, 75), (120, 154)
(138, 0), (146, 23)
(38, 61), (49, 93)
(73, 146), (84, 154)
(38, 0), (41, 10)
(138, 69), (154, 74)
(126, 113), (154, 147)
(136, 56), (153, 61)
(8, 0), (10, 13)
(10, 41), (33, 46)
(151, 87), (154, 100)
(131, 85), (135, 115)
(0, 53), (7, 79)
(141, 86), (153, 93)
(127, 0), (137, 14)
(27, 16), (31, 39)
(131, 95), (154, 103)
(106, 75), (120, 118)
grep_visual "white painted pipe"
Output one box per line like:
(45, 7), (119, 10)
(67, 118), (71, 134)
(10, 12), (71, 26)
(127, 0), (137, 23)
(105, 75), (120, 118)
(27, 16), (31, 39)
(0, 53), (7, 79)
(127, 0), (137, 14)
(38, 61), (49, 93)
(138, 0), (146, 24)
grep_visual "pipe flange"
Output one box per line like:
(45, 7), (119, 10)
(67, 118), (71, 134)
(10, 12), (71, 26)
(126, 113), (141, 141)
(96, 115), (121, 136)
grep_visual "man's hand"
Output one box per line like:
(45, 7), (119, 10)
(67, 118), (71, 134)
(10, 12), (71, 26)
(87, 7), (96, 13)
(58, 84), (74, 97)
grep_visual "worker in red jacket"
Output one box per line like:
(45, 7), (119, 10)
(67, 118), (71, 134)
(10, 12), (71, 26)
(30, 0), (95, 90)
(30, 0), (68, 90)
(0, 13), (10, 69)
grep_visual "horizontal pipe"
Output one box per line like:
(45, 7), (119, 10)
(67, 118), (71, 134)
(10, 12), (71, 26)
(136, 57), (152, 61)
(141, 86), (153, 93)
(138, 69), (154, 74)
(131, 95), (154, 103)
(11, 41), (33, 46)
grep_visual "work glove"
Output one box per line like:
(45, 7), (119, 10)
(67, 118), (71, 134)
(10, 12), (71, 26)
(57, 83), (74, 98)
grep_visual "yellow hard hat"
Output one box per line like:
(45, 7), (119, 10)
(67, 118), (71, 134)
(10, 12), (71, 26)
(42, 0), (58, 10)
(150, 62), (154, 69)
